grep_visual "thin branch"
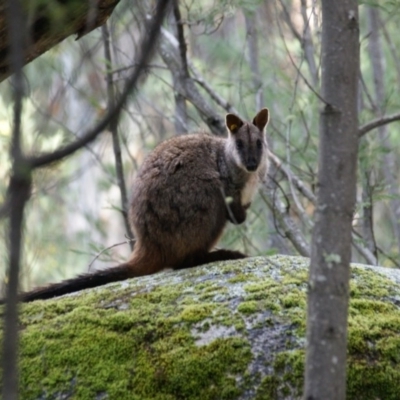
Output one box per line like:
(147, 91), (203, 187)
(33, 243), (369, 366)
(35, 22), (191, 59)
(279, 0), (302, 41)
(244, 10), (263, 110)
(268, 150), (316, 203)
(28, 0), (173, 169)
(159, 27), (226, 136)
(172, 0), (189, 78)
(189, 63), (238, 114)
(88, 238), (136, 271)
(269, 150), (378, 265)
(171, 1), (188, 134)
(260, 178), (311, 258)
(279, 20), (328, 106)
(358, 112), (400, 137)
(351, 236), (378, 266)
(352, 228), (400, 268)
(300, 0), (319, 87)
(102, 23), (134, 248)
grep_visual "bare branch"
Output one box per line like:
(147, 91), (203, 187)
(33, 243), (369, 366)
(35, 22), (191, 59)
(268, 150), (376, 265)
(189, 64), (239, 114)
(172, 0), (189, 78)
(29, 0), (173, 168)
(300, 0), (319, 87)
(171, 1), (188, 134)
(352, 236), (378, 265)
(88, 238), (136, 272)
(358, 112), (400, 137)
(244, 11), (263, 110)
(279, 0), (302, 42)
(268, 150), (316, 203)
(102, 23), (134, 247)
(260, 184), (311, 258)
(279, 0), (319, 89)
(159, 28), (226, 136)
(0, 0), (121, 82)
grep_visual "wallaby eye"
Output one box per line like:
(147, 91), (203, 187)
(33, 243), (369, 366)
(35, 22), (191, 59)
(256, 139), (263, 149)
(236, 140), (244, 150)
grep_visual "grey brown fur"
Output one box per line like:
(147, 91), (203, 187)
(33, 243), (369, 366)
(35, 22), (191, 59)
(15, 108), (270, 302)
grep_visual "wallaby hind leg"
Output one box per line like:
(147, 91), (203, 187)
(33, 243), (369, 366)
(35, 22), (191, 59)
(176, 249), (246, 270)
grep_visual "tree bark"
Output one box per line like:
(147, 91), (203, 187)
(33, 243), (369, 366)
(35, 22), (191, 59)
(0, 0), (121, 82)
(304, 2), (359, 399)
(244, 10), (263, 110)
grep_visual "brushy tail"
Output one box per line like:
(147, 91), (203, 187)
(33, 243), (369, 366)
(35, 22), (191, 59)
(18, 263), (136, 302)
(1, 246), (163, 303)
(177, 249), (247, 270)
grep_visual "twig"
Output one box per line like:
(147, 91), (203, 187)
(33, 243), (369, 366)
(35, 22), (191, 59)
(268, 150), (380, 265)
(260, 185), (311, 257)
(29, 0), (173, 168)
(268, 150), (316, 203)
(358, 112), (400, 137)
(277, 0), (326, 105)
(352, 228), (400, 268)
(159, 27), (226, 136)
(189, 64), (238, 114)
(88, 238), (136, 271)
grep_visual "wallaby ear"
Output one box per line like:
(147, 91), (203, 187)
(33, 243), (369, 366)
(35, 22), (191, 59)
(226, 113), (244, 134)
(252, 108), (269, 132)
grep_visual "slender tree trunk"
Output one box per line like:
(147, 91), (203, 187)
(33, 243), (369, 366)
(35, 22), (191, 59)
(102, 23), (134, 247)
(244, 10), (263, 111)
(304, 2), (359, 399)
(300, 0), (319, 88)
(367, 7), (400, 252)
(361, 171), (378, 264)
(2, 1), (28, 399)
(171, 2), (188, 135)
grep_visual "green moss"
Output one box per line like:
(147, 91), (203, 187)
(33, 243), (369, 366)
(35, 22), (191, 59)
(179, 303), (216, 323)
(237, 300), (258, 315)
(228, 273), (256, 283)
(243, 280), (277, 293)
(280, 289), (305, 309)
(253, 262), (400, 400)
(2, 256), (400, 399)
(254, 375), (280, 400)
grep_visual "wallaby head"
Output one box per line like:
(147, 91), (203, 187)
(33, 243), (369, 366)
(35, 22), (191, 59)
(225, 108), (269, 172)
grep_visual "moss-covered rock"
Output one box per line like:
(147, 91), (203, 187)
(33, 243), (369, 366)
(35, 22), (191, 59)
(1, 255), (400, 399)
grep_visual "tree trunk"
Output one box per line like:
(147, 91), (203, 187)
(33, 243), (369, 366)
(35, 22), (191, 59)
(367, 7), (400, 253)
(304, 1), (359, 399)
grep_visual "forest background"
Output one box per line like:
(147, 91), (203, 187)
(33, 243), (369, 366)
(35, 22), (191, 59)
(1, 0), (400, 294)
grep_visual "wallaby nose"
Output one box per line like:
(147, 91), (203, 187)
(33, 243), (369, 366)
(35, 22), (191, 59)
(246, 159), (258, 171)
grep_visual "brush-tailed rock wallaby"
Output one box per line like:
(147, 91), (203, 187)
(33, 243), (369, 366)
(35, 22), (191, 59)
(11, 108), (270, 302)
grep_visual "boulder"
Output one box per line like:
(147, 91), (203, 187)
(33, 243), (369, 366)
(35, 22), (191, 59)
(3, 255), (400, 399)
